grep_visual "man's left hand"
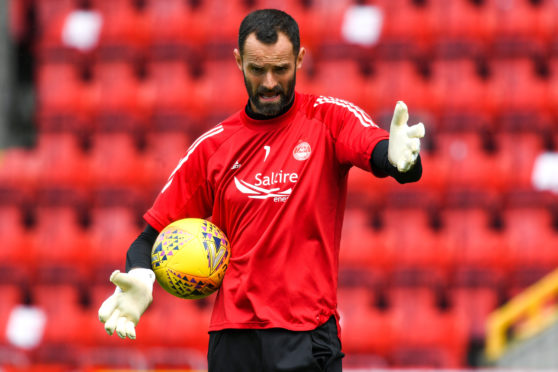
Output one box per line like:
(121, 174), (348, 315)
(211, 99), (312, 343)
(388, 101), (425, 172)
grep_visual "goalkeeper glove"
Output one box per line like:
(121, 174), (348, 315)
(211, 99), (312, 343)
(388, 101), (425, 172)
(98, 268), (155, 340)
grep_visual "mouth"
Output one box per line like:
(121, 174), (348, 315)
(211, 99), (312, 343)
(259, 92), (281, 103)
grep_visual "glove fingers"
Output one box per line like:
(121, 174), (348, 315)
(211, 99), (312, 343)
(98, 295), (117, 323)
(104, 309), (120, 336)
(407, 122), (425, 138)
(391, 101), (409, 127)
(408, 138), (421, 153)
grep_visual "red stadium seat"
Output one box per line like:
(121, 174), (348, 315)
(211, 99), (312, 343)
(484, 0), (555, 51)
(196, 59), (247, 124)
(88, 62), (146, 131)
(429, 0), (492, 51)
(0, 148), (35, 199)
(387, 287), (468, 368)
(32, 284), (88, 345)
(272, 0), (326, 52)
(363, 60), (431, 117)
(145, 61), (203, 126)
(31, 205), (91, 283)
(373, 0), (436, 50)
(383, 206), (449, 286)
(338, 286), (392, 356)
(339, 206), (394, 286)
(88, 132), (147, 189)
(35, 63), (88, 131)
(429, 58), (491, 120)
(31, 132), (90, 189)
(310, 59), (368, 109)
(143, 130), (191, 186)
(435, 131), (504, 192)
(488, 58), (550, 117)
(503, 200), (558, 291)
(449, 287), (500, 342)
(495, 131), (546, 192)
(0, 205), (33, 284)
(94, 0), (148, 60)
(88, 205), (140, 282)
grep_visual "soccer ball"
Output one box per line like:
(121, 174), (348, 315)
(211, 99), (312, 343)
(151, 218), (230, 299)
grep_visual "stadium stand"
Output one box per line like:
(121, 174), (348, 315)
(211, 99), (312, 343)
(1, 0), (557, 370)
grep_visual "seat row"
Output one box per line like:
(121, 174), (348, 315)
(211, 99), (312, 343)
(25, 0), (558, 60)
(0, 283), (489, 368)
(1, 129), (554, 194)
(35, 58), (558, 132)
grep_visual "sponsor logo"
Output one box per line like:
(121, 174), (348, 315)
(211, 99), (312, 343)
(234, 171), (298, 202)
(293, 142), (311, 161)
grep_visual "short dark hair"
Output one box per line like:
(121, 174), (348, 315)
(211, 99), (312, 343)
(238, 9), (300, 56)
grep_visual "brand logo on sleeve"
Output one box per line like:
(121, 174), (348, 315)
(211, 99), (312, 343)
(293, 142), (311, 161)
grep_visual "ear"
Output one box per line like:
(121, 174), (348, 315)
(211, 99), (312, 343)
(296, 47), (306, 70)
(233, 49), (243, 71)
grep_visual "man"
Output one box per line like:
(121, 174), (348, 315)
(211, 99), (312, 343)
(98, 8), (425, 372)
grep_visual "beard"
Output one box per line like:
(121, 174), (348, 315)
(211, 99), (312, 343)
(244, 72), (296, 117)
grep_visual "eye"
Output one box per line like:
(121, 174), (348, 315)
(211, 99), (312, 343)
(250, 65), (265, 74)
(274, 66), (289, 74)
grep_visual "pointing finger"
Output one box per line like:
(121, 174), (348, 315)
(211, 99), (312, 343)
(391, 101), (409, 127)
(407, 122), (425, 138)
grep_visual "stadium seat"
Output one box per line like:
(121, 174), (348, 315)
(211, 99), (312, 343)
(383, 206), (449, 287)
(387, 286), (468, 368)
(443, 206), (508, 287)
(488, 58), (549, 117)
(95, 0), (148, 60)
(140, 287), (209, 351)
(362, 60), (432, 118)
(338, 286), (392, 356)
(145, 61), (203, 127)
(272, 0), (326, 52)
(143, 130), (192, 186)
(502, 198), (558, 292)
(35, 63), (88, 131)
(339, 206), (393, 287)
(429, 0), (492, 53)
(429, 58), (491, 120)
(0, 148), (35, 201)
(88, 62), (146, 131)
(495, 131), (546, 192)
(143, 0), (196, 57)
(31, 284), (88, 345)
(0, 205), (33, 284)
(449, 286), (500, 342)
(31, 132), (90, 189)
(34, 0), (75, 55)
(373, 0), (436, 50)
(310, 59), (368, 109)
(31, 205), (91, 283)
(88, 132), (147, 189)
(435, 131), (504, 192)
(88, 205), (141, 282)
(484, 0), (555, 53)
(196, 59), (247, 125)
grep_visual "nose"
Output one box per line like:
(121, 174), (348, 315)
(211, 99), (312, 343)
(262, 71), (277, 90)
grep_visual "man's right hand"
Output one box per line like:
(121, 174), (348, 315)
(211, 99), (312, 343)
(98, 268), (155, 340)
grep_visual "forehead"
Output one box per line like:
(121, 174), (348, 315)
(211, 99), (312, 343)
(242, 32), (295, 65)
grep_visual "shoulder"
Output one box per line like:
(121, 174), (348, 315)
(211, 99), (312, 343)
(299, 93), (378, 128)
(194, 112), (243, 149)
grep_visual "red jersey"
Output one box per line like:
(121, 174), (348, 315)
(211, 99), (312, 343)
(144, 92), (389, 331)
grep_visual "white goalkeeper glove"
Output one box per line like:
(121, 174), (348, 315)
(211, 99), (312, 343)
(388, 101), (425, 172)
(98, 268), (155, 340)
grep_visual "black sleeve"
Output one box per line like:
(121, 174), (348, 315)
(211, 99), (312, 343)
(125, 224), (159, 272)
(369, 139), (422, 184)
